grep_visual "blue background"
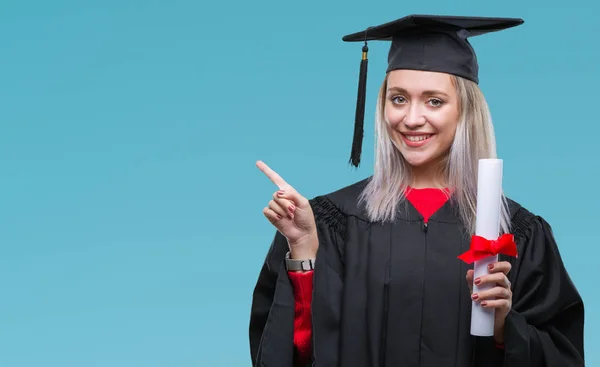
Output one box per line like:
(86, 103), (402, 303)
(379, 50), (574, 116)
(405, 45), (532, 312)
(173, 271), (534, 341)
(0, 0), (597, 365)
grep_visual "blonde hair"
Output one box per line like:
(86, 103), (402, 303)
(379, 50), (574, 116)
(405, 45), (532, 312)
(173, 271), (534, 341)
(358, 73), (511, 235)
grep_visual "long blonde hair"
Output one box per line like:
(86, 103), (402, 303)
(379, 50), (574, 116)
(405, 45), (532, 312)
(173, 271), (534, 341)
(358, 73), (511, 235)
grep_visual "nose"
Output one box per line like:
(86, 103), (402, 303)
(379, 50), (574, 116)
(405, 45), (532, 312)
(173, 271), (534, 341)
(403, 103), (426, 128)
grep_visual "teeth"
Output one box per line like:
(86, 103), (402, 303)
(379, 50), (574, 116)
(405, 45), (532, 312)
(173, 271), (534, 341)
(405, 134), (431, 142)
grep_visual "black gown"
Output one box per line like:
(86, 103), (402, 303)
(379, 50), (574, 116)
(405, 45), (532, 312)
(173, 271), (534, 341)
(249, 178), (585, 367)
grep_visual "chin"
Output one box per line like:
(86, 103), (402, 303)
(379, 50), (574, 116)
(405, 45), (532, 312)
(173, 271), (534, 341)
(398, 148), (433, 165)
(403, 155), (433, 168)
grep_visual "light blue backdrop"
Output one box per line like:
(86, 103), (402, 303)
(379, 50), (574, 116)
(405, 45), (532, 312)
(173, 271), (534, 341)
(0, 0), (597, 366)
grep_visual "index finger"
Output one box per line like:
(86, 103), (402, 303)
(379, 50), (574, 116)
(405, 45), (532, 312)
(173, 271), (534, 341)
(256, 160), (289, 189)
(489, 261), (512, 274)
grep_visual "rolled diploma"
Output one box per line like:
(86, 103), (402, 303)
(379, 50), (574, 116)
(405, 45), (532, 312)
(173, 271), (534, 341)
(470, 158), (503, 336)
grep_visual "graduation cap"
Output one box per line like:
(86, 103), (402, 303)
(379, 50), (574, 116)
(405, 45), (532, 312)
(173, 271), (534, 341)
(342, 14), (524, 167)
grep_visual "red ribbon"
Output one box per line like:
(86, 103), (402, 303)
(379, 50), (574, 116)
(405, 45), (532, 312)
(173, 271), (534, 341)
(457, 233), (518, 264)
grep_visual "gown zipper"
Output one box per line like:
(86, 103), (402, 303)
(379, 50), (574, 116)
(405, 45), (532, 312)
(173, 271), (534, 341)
(417, 219), (429, 366)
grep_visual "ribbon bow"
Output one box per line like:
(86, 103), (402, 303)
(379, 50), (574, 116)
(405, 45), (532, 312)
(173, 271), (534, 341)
(457, 233), (518, 264)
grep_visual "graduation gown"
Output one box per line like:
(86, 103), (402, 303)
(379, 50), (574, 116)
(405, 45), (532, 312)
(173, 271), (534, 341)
(249, 178), (585, 366)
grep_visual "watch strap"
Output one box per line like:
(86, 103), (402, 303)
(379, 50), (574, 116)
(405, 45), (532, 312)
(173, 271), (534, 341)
(285, 251), (315, 271)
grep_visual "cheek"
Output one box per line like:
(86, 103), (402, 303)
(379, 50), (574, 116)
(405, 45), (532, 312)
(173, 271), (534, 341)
(432, 109), (459, 135)
(439, 120), (458, 136)
(433, 119), (459, 147)
(385, 106), (404, 128)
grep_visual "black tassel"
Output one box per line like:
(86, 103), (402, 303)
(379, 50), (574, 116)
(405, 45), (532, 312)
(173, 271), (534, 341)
(350, 43), (368, 168)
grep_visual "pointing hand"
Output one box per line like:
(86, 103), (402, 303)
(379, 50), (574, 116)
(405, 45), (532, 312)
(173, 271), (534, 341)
(256, 160), (318, 259)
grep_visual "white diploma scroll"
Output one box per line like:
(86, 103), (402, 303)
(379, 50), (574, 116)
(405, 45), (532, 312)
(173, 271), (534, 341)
(470, 158), (504, 336)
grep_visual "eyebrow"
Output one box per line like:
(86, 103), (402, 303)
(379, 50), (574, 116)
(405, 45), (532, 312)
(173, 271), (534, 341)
(387, 86), (450, 98)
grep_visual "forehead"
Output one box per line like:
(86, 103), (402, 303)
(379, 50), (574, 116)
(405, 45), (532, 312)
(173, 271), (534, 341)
(386, 69), (455, 93)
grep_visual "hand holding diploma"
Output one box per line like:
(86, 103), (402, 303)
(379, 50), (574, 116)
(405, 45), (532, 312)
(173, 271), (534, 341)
(458, 159), (519, 343)
(466, 261), (513, 344)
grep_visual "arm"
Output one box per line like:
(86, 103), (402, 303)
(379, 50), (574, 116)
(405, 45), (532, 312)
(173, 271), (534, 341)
(250, 161), (320, 367)
(475, 209), (585, 366)
(249, 231), (294, 366)
(288, 270), (314, 366)
(249, 195), (346, 367)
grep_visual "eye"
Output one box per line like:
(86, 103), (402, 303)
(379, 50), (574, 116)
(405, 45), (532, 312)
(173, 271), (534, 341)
(427, 98), (444, 107)
(391, 96), (407, 104)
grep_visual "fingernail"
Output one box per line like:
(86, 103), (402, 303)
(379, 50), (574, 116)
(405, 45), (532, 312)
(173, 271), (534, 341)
(474, 277), (481, 285)
(481, 301), (487, 307)
(277, 190), (284, 196)
(276, 214), (282, 220)
(472, 293), (478, 300)
(289, 205), (295, 212)
(488, 264), (494, 270)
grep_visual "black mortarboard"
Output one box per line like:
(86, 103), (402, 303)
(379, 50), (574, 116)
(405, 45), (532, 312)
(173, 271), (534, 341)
(342, 14), (524, 167)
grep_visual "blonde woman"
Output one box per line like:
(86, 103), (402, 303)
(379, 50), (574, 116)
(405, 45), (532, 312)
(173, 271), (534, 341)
(250, 15), (585, 367)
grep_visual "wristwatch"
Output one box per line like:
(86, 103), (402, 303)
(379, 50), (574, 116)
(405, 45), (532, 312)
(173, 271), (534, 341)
(285, 251), (315, 271)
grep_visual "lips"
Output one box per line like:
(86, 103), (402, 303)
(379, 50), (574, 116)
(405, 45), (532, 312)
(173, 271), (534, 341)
(401, 133), (434, 147)
(404, 134), (433, 142)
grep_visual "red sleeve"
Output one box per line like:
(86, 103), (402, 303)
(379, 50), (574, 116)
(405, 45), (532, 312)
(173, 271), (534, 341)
(288, 270), (314, 365)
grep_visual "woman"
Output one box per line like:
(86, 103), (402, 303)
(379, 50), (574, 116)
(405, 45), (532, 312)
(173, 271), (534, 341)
(249, 14), (585, 367)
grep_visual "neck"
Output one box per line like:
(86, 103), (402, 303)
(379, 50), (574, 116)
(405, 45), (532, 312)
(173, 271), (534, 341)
(409, 160), (448, 189)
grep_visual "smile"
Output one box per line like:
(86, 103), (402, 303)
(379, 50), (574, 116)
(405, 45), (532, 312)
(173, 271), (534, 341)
(401, 133), (434, 147)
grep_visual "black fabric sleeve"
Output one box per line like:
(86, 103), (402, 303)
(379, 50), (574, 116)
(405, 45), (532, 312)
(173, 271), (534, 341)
(248, 195), (347, 367)
(248, 229), (294, 366)
(475, 208), (585, 366)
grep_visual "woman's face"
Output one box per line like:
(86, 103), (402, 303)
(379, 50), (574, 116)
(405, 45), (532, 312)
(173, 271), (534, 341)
(385, 69), (460, 169)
